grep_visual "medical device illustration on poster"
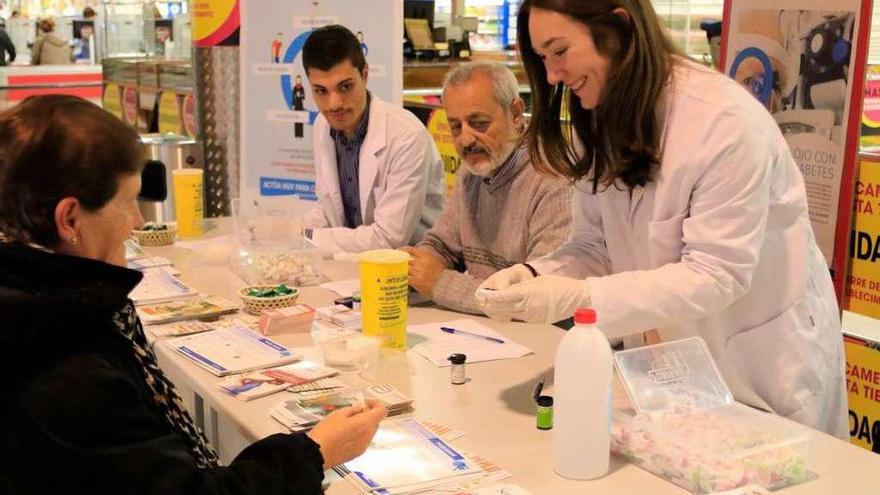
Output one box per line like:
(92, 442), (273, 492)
(721, 0), (871, 301)
(240, 0), (403, 203)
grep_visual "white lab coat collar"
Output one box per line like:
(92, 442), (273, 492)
(317, 95), (389, 227)
(358, 95), (388, 215)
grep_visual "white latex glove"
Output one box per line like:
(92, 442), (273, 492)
(479, 264), (536, 291)
(476, 274), (591, 324)
(475, 264), (537, 321)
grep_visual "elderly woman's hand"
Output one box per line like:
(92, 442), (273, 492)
(306, 398), (387, 469)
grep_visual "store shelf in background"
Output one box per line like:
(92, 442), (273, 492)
(102, 57), (194, 134)
(0, 65), (103, 111)
(466, 0), (506, 51)
(404, 55), (526, 89)
(651, 0), (723, 58)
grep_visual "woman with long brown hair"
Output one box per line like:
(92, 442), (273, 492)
(476, 0), (847, 438)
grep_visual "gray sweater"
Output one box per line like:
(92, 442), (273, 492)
(417, 145), (572, 314)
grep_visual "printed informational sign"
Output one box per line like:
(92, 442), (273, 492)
(192, 0), (239, 47)
(720, 0), (872, 302)
(103, 83), (123, 120)
(239, 0), (403, 202)
(844, 334), (880, 453)
(425, 107), (460, 197)
(158, 91), (183, 134)
(860, 65), (880, 148)
(846, 153), (880, 318)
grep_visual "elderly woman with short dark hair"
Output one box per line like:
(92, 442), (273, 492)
(0, 95), (385, 494)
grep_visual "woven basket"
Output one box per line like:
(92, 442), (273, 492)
(239, 285), (299, 315)
(132, 226), (177, 246)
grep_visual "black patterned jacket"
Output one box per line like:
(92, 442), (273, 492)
(0, 244), (324, 494)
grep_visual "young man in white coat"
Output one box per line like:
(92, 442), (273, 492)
(299, 25), (444, 253)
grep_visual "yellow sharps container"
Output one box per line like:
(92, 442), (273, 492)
(172, 168), (204, 237)
(359, 249), (409, 350)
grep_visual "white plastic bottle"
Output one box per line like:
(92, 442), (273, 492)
(553, 307), (613, 480)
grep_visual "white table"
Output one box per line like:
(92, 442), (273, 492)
(145, 221), (879, 494)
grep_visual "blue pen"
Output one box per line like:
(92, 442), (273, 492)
(440, 326), (505, 344)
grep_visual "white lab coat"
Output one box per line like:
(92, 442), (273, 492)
(302, 96), (445, 253)
(531, 59), (848, 438)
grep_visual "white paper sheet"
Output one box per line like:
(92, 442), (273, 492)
(408, 319), (532, 367)
(320, 279), (361, 297)
(165, 324), (300, 376)
(337, 418), (484, 493)
(130, 267), (197, 305)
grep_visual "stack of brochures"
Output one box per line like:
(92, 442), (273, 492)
(335, 418), (486, 495)
(130, 267), (198, 305)
(286, 377), (347, 398)
(137, 295), (239, 325)
(146, 320), (216, 340)
(316, 305), (362, 330)
(144, 316), (255, 343)
(127, 256), (174, 270)
(215, 361), (340, 401)
(257, 304), (315, 335)
(270, 384), (413, 431)
(164, 324), (300, 376)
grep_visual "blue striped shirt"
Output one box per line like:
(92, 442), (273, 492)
(330, 93), (372, 228)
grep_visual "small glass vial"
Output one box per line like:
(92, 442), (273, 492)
(536, 395), (554, 430)
(447, 353), (467, 384)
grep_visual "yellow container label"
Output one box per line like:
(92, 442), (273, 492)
(172, 169), (204, 238)
(359, 250), (410, 350)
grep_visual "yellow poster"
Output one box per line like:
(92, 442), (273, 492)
(103, 83), (123, 119)
(847, 154), (880, 319)
(192, 0), (239, 47)
(158, 91), (182, 134)
(845, 336), (880, 453)
(425, 108), (460, 198)
(862, 65), (880, 148)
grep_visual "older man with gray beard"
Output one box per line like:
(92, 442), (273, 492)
(401, 62), (572, 315)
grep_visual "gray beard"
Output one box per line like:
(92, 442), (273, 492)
(461, 138), (517, 177)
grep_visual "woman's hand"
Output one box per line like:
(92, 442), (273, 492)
(476, 274), (591, 324)
(307, 399), (387, 469)
(478, 264), (536, 291)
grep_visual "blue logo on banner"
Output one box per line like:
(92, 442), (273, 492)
(260, 177), (317, 200)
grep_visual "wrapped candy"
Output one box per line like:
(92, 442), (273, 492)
(238, 248), (321, 286)
(611, 405), (809, 494)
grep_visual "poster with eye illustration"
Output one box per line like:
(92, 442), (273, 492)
(721, 0), (872, 302)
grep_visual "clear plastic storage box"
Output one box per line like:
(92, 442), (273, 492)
(231, 197), (322, 286)
(611, 337), (812, 494)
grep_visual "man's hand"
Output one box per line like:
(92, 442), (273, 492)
(400, 246), (449, 298)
